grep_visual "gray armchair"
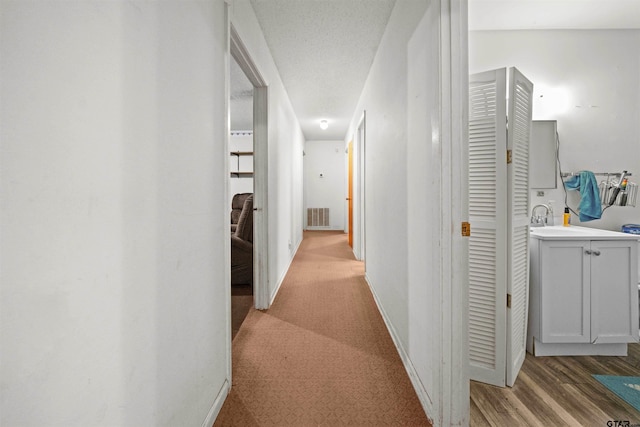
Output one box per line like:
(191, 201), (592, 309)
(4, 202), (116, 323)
(231, 193), (252, 233)
(231, 194), (253, 285)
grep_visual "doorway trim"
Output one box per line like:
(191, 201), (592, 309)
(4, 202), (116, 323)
(347, 140), (354, 247)
(230, 24), (270, 310)
(442, 0), (469, 424)
(353, 111), (366, 262)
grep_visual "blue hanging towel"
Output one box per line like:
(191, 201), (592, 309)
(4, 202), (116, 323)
(564, 171), (602, 222)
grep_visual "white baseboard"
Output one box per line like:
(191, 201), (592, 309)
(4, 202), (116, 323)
(531, 339), (628, 356)
(364, 273), (435, 424)
(201, 379), (230, 427)
(270, 238), (303, 305)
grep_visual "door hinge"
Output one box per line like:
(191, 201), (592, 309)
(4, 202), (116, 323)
(507, 149), (512, 164)
(507, 294), (512, 308)
(461, 222), (471, 237)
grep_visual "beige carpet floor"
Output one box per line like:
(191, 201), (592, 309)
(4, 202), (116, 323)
(214, 230), (430, 426)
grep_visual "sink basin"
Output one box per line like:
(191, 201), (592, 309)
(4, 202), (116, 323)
(530, 225), (640, 240)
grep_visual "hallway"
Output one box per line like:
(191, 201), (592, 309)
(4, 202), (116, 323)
(215, 231), (430, 426)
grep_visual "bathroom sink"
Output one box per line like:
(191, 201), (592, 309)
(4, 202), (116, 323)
(530, 225), (640, 241)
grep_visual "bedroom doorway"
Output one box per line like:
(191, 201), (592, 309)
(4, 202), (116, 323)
(229, 53), (254, 339)
(230, 24), (270, 312)
(353, 112), (366, 262)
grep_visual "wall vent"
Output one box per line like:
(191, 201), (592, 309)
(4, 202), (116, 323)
(307, 208), (330, 227)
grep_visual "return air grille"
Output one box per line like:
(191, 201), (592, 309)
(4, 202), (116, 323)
(307, 208), (330, 227)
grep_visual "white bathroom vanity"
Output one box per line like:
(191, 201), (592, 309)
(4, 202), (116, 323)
(528, 225), (639, 356)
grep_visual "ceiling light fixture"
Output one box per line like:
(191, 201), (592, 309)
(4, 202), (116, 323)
(320, 120), (328, 130)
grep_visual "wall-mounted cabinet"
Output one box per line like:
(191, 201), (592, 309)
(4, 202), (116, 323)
(530, 120), (557, 189)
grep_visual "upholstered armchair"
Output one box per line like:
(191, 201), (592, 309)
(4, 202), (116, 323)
(231, 193), (253, 233)
(231, 194), (253, 285)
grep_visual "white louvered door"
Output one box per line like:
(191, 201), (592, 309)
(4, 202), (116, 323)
(468, 68), (508, 387)
(506, 67), (533, 387)
(468, 67), (533, 388)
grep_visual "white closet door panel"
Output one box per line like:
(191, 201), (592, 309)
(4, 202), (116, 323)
(506, 67), (533, 387)
(469, 68), (507, 387)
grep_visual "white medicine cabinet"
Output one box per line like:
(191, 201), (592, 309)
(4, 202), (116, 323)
(530, 120), (558, 189)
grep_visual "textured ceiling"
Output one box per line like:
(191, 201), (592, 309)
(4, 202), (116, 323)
(250, 0), (397, 141)
(230, 0), (640, 140)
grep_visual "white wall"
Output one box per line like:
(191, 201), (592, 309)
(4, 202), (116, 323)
(344, 1), (469, 424)
(470, 29), (640, 231)
(344, 0), (420, 404)
(304, 140), (345, 230)
(230, 1), (306, 302)
(1, 1), (230, 426)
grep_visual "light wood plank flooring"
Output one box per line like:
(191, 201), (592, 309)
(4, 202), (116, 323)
(471, 344), (640, 426)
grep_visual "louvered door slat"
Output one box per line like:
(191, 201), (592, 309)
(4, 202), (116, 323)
(506, 67), (533, 387)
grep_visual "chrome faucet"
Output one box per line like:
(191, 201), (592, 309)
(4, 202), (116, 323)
(531, 204), (550, 227)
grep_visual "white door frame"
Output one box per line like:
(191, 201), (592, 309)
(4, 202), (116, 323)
(354, 111), (366, 262)
(440, 0), (469, 424)
(230, 24), (270, 310)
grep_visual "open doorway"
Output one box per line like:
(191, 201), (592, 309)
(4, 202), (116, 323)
(352, 112), (366, 262)
(229, 24), (270, 318)
(229, 54), (254, 339)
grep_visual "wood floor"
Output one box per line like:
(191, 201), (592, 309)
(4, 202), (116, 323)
(471, 343), (640, 426)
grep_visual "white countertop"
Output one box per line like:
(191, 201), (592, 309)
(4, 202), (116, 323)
(530, 225), (640, 241)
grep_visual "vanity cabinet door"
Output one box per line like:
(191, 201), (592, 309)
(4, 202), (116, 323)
(590, 240), (639, 344)
(540, 240), (591, 343)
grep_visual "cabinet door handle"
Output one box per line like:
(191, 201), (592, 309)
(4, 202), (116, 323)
(592, 250), (601, 256)
(585, 249), (592, 255)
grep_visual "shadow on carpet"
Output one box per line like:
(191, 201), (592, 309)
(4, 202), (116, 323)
(594, 375), (640, 412)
